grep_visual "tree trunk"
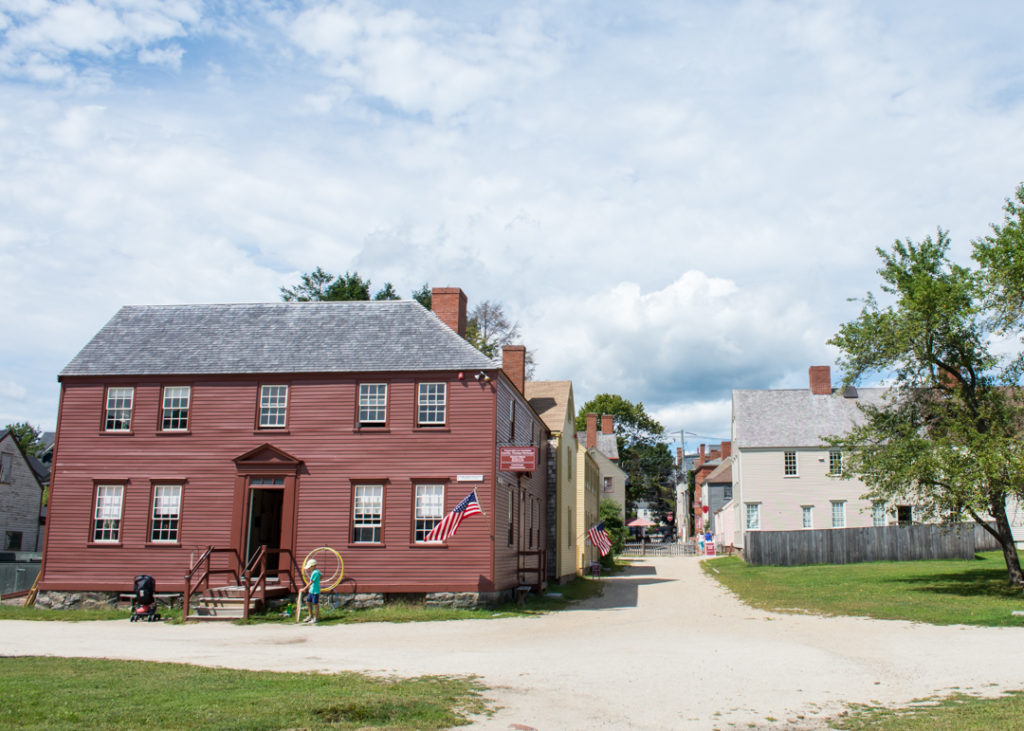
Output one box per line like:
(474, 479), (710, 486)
(988, 495), (1024, 587)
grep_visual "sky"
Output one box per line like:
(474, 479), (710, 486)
(2, 1), (1023, 451)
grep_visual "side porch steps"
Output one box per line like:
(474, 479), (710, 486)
(189, 582), (291, 620)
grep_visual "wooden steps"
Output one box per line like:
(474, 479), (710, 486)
(188, 582), (290, 620)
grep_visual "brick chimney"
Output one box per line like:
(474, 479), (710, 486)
(676, 447), (683, 466)
(601, 414), (614, 434)
(586, 413), (598, 449)
(809, 366), (832, 395)
(698, 443), (706, 466)
(431, 287), (467, 337)
(720, 440), (731, 459)
(502, 345), (526, 395)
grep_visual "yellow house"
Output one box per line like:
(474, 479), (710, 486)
(525, 380), (579, 583)
(576, 434), (602, 573)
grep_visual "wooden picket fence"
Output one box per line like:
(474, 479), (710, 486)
(745, 523), (982, 567)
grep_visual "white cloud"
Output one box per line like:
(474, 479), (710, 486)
(138, 44), (183, 69)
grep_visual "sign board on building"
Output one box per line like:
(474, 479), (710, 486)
(499, 446), (537, 472)
(456, 474), (484, 482)
(705, 541), (716, 556)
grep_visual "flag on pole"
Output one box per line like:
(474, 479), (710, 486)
(587, 521), (612, 556)
(425, 489), (483, 543)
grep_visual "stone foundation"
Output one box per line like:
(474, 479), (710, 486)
(35, 591), (119, 610)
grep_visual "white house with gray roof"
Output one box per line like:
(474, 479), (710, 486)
(728, 366), (904, 550)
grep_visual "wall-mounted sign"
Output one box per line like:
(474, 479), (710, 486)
(499, 446), (537, 472)
(456, 474), (484, 482)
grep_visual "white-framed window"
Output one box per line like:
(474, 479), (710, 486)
(828, 450), (842, 475)
(783, 451), (797, 476)
(872, 501), (886, 527)
(603, 476), (613, 493)
(415, 484), (444, 542)
(802, 506), (813, 529)
(150, 484), (182, 542)
(161, 386), (191, 431)
(0, 453), (11, 483)
(258, 385), (288, 428)
(745, 503), (760, 530)
(93, 484), (124, 542)
(358, 384), (387, 425)
(831, 500), (846, 528)
(509, 400), (516, 441)
(353, 484), (383, 543)
(104, 387), (134, 432)
(417, 383), (446, 425)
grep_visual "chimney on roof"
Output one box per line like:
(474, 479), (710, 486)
(431, 287), (467, 337)
(720, 441), (731, 459)
(601, 414), (614, 435)
(586, 413), (598, 449)
(502, 345), (526, 395)
(698, 444), (706, 466)
(677, 447), (683, 466)
(809, 366), (832, 395)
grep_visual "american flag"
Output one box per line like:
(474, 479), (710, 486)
(424, 490), (483, 543)
(587, 521), (612, 556)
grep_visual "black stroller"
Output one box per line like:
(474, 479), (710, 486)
(129, 574), (161, 622)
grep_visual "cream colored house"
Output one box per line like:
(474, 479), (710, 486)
(576, 414), (627, 519)
(575, 438), (601, 571)
(730, 366), (906, 549)
(525, 380), (579, 583)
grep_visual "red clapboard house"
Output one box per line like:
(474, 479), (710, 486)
(39, 288), (548, 615)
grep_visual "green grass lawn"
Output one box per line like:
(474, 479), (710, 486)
(0, 656), (487, 730)
(832, 691), (1024, 730)
(703, 550), (1024, 626)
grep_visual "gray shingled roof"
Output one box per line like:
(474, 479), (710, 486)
(576, 431), (620, 460)
(61, 301), (495, 377)
(732, 387), (888, 448)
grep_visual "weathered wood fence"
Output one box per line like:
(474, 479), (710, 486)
(746, 523), (987, 567)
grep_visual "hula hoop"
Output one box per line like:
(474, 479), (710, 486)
(302, 546), (344, 591)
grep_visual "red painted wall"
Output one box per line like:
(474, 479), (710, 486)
(43, 370), (547, 595)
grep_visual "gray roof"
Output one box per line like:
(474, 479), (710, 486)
(576, 431), (620, 460)
(61, 301), (495, 377)
(732, 387), (888, 448)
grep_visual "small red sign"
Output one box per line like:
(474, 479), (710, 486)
(706, 541), (716, 556)
(702, 505), (709, 514)
(499, 446), (537, 472)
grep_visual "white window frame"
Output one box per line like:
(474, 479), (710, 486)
(150, 484), (182, 542)
(258, 385), (288, 429)
(358, 383), (387, 425)
(828, 449), (842, 475)
(161, 386), (191, 431)
(93, 484), (124, 542)
(417, 383), (446, 426)
(0, 453), (11, 483)
(783, 450), (797, 477)
(745, 502), (760, 530)
(831, 500), (846, 528)
(802, 505), (813, 529)
(353, 484), (383, 543)
(104, 387), (134, 432)
(872, 501), (886, 527)
(414, 484), (444, 542)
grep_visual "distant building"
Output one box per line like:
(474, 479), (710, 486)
(0, 430), (45, 552)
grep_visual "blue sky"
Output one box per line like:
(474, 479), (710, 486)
(2, 1), (1023, 450)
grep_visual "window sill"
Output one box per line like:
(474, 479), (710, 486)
(783, 475), (799, 479)
(254, 429), (290, 435)
(347, 542), (386, 548)
(409, 542), (448, 549)
(155, 430), (191, 437)
(99, 431), (134, 436)
(87, 541), (123, 548)
(353, 426), (389, 433)
(145, 541), (181, 547)
(414, 426), (450, 433)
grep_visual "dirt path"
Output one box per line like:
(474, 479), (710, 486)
(2, 558), (1022, 729)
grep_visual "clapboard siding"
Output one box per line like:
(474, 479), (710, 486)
(43, 370), (547, 595)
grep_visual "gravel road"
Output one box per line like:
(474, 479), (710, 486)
(3, 557), (1022, 729)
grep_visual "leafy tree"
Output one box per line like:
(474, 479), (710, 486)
(280, 268), (396, 302)
(465, 301), (536, 377)
(575, 395), (673, 516)
(828, 212), (1024, 587)
(599, 499), (628, 564)
(973, 183), (1024, 369)
(4, 421), (43, 457)
(412, 283), (432, 309)
(373, 283), (400, 300)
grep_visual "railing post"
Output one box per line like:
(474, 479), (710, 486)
(242, 568), (250, 620)
(183, 573), (191, 620)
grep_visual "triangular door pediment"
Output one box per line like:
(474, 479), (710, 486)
(233, 443), (302, 468)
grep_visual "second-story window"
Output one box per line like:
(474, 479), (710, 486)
(783, 450), (797, 476)
(509, 400), (516, 441)
(104, 387), (134, 432)
(828, 449), (842, 475)
(161, 386), (191, 431)
(358, 384), (387, 425)
(417, 383), (446, 426)
(259, 385), (288, 429)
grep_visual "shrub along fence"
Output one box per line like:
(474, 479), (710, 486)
(745, 523), (987, 567)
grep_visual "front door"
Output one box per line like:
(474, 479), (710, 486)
(246, 485), (283, 572)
